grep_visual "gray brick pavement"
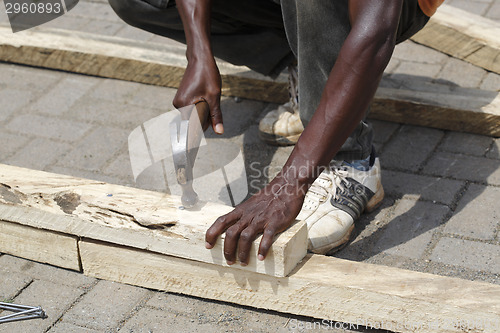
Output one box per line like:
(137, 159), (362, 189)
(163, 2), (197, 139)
(61, 280), (152, 331)
(430, 237), (500, 275)
(380, 125), (444, 172)
(444, 184), (500, 241)
(1, 0), (500, 331)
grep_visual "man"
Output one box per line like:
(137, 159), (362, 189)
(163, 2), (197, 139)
(110, 0), (443, 266)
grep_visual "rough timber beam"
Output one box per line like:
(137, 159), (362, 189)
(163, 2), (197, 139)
(0, 164), (308, 277)
(411, 4), (500, 75)
(0, 164), (499, 333)
(0, 25), (499, 136)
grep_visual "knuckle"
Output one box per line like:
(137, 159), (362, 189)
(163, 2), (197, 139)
(240, 230), (254, 242)
(225, 228), (237, 239)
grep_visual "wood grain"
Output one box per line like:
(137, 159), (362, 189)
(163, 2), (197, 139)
(0, 220), (80, 271)
(411, 4), (500, 75)
(0, 164), (307, 277)
(80, 239), (500, 333)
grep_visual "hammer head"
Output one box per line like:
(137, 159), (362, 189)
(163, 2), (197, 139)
(169, 102), (210, 208)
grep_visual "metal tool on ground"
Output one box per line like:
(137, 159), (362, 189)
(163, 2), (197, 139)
(170, 101), (210, 208)
(0, 302), (47, 324)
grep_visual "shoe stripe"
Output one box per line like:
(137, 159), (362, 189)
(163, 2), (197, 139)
(330, 178), (375, 220)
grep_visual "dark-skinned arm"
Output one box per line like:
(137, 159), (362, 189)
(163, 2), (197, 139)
(205, 0), (404, 266)
(173, 0), (223, 134)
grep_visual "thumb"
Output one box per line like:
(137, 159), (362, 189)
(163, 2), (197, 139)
(210, 100), (224, 135)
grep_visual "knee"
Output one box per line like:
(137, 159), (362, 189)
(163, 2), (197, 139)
(108, 0), (141, 26)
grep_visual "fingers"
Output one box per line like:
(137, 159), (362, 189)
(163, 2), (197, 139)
(205, 210), (240, 249)
(223, 221), (249, 265)
(258, 227), (278, 261)
(237, 225), (261, 266)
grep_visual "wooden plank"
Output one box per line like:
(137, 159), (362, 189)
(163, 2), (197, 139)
(80, 239), (500, 333)
(0, 26), (499, 136)
(0, 164), (307, 277)
(372, 86), (500, 136)
(0, 220), (80, 271)
(411, 4), (500, 75)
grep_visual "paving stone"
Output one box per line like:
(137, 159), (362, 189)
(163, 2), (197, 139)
(0, 88), (38, 121)
(47, 166), (128, 186)
(0, 271), (32, 301)
(430, 237), (500, 274)
(393, 61), (442, 79)
(127, 85), (178, 111)
(121, 307), (236, 333)
(57, 126), (128, 172)
(444, 184), (499, 240)
(0, 255), (95, 289)
(6, 114), (92, 142)
(62, 280), (151, 331)
(80, 19), (125, 36)
(28, 76), (99, 116)
(383, 170), (464, 205)
(39, 15), (91, 31)
(488, 138), (500, 159)
(144, 293), (292, 333)
(48, 322), (100, 333)
(446, 0), (490, 15)
(114, 25), (156, 41)
(438, 132), (493, 156)
(0, 132), (31, 159)
(374, 199), (450, 259)
(486, 1), (500, 20)
(422, 152), (500, 185)
(0, 63), (63, 92)
(67, 98), (163, 128)
(380, 125), (444, 172)
(102, 153), (134, 180)
(4, 138), (72, 170)
(437, 57), (487, 89)
(392, 41), (449, 64)
(369, 119), (400, 144)
(87, 79), (143, 101)
(480, 72), (500, 91)
(383, 58), (400, 74)
(68, 1), (122, 22)
(0, 279), (85, 333)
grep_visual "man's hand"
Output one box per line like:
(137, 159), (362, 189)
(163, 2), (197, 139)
(174, 0), (223, 134)
(205, 171), (306, 266)
(173, 56), (222, 133)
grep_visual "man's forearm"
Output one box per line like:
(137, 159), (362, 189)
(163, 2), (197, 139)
(281, 1), (402, 187)
(175, 0), (213, 61)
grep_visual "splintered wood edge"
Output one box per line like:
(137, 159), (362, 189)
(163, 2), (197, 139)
(0, 25), (499, 136)
(79, 240), (500, 333)
(0, 164), (307, 277)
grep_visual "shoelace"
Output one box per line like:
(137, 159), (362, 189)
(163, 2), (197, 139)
(307, 166), (350, 202)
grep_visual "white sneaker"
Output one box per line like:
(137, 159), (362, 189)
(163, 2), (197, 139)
(297, 157), (385, 254)
(259, 65), (304, 146)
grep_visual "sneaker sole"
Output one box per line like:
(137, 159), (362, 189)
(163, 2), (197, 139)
(258, 131), (301, 146)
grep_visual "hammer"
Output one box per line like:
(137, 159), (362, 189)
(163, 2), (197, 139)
(170, 101), (210, 208)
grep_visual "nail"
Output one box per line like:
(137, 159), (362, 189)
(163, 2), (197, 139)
(205, 242), (213, 249)
(226, 260), (235, 265)
(215, 124), (224, 134)
(240, 262), (247, 267)
(258, 254), (265, 261)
